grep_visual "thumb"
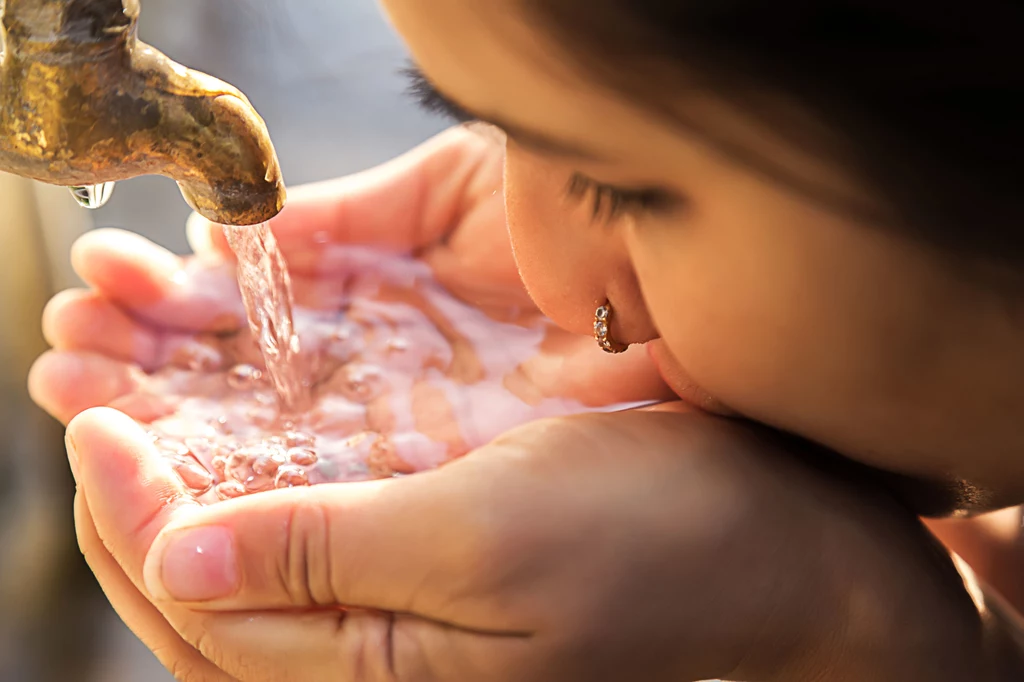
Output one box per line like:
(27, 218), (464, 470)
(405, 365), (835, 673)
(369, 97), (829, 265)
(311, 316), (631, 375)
(141, 450), (542, 682)
(187, 126), (502, 268)
(141, 452), (536, 630)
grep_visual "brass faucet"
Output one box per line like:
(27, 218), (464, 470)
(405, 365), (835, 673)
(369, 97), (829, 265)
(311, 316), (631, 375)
(0, 0), (286, 226)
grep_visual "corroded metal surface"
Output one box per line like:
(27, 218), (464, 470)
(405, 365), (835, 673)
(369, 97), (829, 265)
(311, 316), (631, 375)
(0, 0), (286, 225)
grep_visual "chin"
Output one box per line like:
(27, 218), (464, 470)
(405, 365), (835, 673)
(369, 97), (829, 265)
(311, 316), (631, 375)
(647, 340), (738, 417)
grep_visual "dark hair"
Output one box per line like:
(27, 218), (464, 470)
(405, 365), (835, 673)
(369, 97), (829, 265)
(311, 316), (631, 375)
(525, 1), (1024, 269)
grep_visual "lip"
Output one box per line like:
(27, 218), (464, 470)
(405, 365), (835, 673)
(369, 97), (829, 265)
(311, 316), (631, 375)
(647, 340), (738, 417)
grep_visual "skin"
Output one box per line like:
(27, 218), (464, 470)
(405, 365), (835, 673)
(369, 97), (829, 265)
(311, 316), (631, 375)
(24, 0), (1024, 678)
(28, 131), (1024, 682)
(380, 0), (1024, 507)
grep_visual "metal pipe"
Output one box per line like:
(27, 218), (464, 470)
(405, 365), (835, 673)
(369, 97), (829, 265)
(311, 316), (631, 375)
(0, 0), (286, 226)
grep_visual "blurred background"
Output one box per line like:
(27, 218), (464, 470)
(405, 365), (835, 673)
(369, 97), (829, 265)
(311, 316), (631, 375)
(0, 1), (444, 679)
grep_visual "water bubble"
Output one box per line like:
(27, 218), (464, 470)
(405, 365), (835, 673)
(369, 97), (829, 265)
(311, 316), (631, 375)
(284, 431), (316, 448)
(170, 455), (214, 495)
(69, 182), (116, 209)
(249, 443), (287, 474)
(226, 364), (264, 390)
(287, 447), (318, 467)
(243, 473), (275, 493)
(275, 466), (309, 488)
(215, 480), (246, 500)
(251, 455), (282, 476)
(222, 450), (254, 481)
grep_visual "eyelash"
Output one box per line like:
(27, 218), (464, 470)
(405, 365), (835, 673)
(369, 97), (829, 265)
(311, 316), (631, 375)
(403, 65), (675, 221)
(565, 173), (673, 220)
(403, 65), (476, 123)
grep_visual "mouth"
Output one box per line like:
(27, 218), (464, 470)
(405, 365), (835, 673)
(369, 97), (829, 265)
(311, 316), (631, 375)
(647, 340), (738, 417)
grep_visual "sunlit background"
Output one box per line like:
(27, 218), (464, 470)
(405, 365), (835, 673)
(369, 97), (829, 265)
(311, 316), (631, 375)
(0, 1), (444, 679)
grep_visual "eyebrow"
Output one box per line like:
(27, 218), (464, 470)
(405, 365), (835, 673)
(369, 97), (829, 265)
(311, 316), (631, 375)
(402, 64), (608, 161)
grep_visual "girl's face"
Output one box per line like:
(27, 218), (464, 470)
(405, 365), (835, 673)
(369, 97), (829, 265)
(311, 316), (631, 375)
(381, 0), (1024, 505)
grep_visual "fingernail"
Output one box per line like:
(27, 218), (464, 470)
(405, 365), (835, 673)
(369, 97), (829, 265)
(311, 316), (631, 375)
(154, 526), (238, 602)
(65, 432), (80, 484)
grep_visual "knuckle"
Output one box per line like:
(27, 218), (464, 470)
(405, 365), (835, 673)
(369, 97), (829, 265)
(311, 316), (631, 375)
(277, 498), (337, 606)
(335, 610), (400, 682)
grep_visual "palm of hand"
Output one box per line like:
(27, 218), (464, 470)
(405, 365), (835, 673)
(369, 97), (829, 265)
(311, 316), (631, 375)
(30, 129), (668, 500)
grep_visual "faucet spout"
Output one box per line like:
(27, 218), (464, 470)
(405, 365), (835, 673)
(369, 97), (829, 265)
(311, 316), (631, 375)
(0, 0), (286, 226)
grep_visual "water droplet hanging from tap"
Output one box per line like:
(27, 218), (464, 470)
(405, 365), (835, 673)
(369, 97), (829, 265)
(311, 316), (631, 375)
(68, 182), (116, 209)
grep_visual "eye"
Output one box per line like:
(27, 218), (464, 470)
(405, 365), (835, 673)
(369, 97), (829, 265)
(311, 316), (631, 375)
(565, 173), (679, 220)
(403, 64), (477, 123)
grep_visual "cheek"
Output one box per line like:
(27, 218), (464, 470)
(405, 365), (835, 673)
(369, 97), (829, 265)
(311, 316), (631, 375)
(503, 147), (613, 334)
(629, 198), (947, 446)
(634, 217), (839, 415)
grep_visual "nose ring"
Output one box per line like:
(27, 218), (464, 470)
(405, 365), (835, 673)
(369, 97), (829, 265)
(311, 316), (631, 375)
(594, 303), (628, 354)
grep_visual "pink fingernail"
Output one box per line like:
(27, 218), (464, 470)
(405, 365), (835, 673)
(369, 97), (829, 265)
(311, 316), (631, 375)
(158, 526), (238, 602)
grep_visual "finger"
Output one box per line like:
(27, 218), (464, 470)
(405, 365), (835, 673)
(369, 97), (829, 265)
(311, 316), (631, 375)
(141, 458), (540, 679)
(67, 408), (203, 595)
(28, 351), (141, 424)
(140, 454), (539, 632)
(42, 288), (234, 376)
(187, 126), (502, 270)
(75, 492), (237, 682)
(42, 289), (162, 366)
(72, 229), (244, 333)
(166, 607), (528, 682)
(106, 392), (179, 424)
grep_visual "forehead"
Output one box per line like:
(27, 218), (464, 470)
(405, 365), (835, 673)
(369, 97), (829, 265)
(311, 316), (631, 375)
(381, 0), (872, 210)
(381, 0), (573, 87)
(380, 0), (678, 158)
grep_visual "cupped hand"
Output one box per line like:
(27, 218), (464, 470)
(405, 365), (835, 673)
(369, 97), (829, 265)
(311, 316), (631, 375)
(29, 127), (670, 431)
(65, 403), (990, 682)
(25, 127), (663, 680)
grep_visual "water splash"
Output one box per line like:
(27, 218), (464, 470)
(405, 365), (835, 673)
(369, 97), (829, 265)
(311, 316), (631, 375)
(223, 222), (310, 412)
(68, 182), (116, 209)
